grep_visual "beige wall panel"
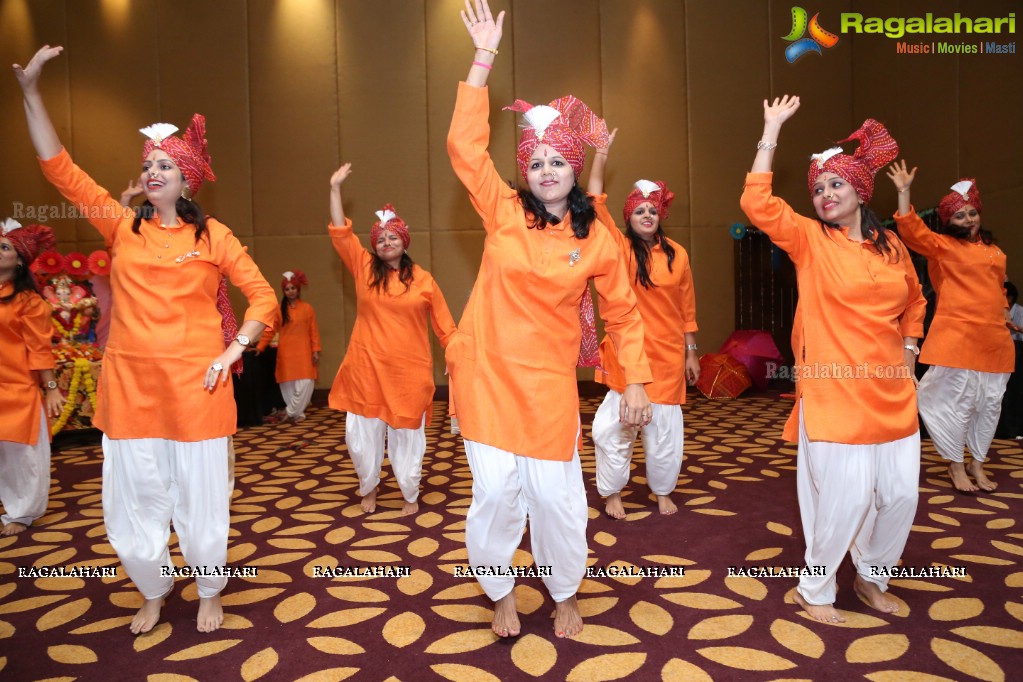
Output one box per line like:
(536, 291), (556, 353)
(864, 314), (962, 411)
(598, 0), (689, 228)
(1, 1), (74, 244)
(156, 0), (252, 235)
(64, 1), (159, 242)
(337, 0), (430, 238)
(425, 0), (516, 236)
(689, 226), (734, 352)
(248, 0), (337, 237)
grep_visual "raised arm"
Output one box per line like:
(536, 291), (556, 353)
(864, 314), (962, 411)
(887, 161), (944, 257)
(329, 162), (352, 228)
(461, 0), (505, 87)
(586, 128), (617, 196)
(327, 163), (369, 275)
(751, 95), (800, 174)
(13, 46), (64, 161)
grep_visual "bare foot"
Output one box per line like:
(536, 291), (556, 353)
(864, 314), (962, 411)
(604, 493), (626, 520)
(948, 462), (978, 493)
(197, 594), (224, 633)
(361, 487), (378, 513)
(491, 592), (520, 638)
(553, 596), (584, 638)
(793, 590), (845, 623)
(0, 522), (27, 536)
(656, 495), (678, 515)
(130, 588), (172, 635)
(400, 501), (419, 516)
(967, 459), (997, 491)
(854, 575), (899, 614)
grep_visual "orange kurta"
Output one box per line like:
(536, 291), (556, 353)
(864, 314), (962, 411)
(327, 219), (456, 429)
(0, 285), (54, 445)
(592, 195), (698, 405)
(39, 148), (277, 441)
(895, 208), (1014, 373)
(259, 301), (321, 382)
(740, 172), (925, 444)
(446, 82), (653, 461)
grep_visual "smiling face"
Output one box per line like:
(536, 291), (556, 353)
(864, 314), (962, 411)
(947, 202), (981, 237)
(0, 237), (20, 282)
(525, 144), (575, 208)
(811, 172), (860, 226)
(628, 201), (661, 243)
(374, 229), (404, 268)
(141, 150), (185, 204)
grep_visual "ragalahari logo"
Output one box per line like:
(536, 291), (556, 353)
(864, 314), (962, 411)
(783, 7), (840, 62)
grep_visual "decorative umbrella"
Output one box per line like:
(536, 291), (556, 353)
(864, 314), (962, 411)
(720, 330), (785, 390)
(696, 353), (752, 400)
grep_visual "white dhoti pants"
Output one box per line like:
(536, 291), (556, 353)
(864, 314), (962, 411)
(102, 436), (230, 599)
(464, 439), (588, 603)
(591, 390), (684, 497)
(917, 366), (1010, 463)
(280, 379), (315, 421)
(796, 404), (920, 605)
(345, 413), (425, 503)
(0, 409), (51, 527)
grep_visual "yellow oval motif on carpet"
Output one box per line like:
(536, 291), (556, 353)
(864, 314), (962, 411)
(576, 597), (618, 617)
(724, 576), (768, 601)
(134, 622), (172, 652)
(628, 601), (672, 635)
(47, 644), (97, 664)
(306, 636), (365, 655)
(845, 634), (909, 663)
(661, 593), (741, 610)
(292, 667), (359, 682)
(397, 568), (433, 595)
(566, 652), (647, 681)
(382, 611), (425, 647)
(950, 625), (1023, 648)
(164, 639), (242, 661)
(240, 647), (278, 681)
(931, 637), (1005, 681)
(431, 663), (501, 682)
(511, 633), (557, 677)
(273, 592), (316, 623)
(688, 615), (753, 640)
(431, 605), (493, 623)
(36, 597), (91, 631)
(770, 618), (824, 658)
(306, 608), (386, 628)
(697, 646), (795, 671)
(660, 658), (713, 682)
(326, 586), (389, 603)
(220, 588), (285, 606)
(424, 628), (495, 654)
(928, 597), (984, 621)
(570, 625), (640, 646)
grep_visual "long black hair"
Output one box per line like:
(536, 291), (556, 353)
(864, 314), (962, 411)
(279, 293), (294, 327)
(0, 261), (41, 304)
(369, 252), (415, 294)
(820, 204), (900, 261)
(941, 222), (995, 245)
(517, 184), (596, 239)
(625, 224), (676, 289)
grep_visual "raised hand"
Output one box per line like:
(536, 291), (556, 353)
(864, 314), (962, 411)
(330, 162), (352, 188)
(13, 45), (63, 92)
(119, 179), (144, 207)
(763, 95), (800, 126)
(461, 0), (505, 50)
(886, 160), (917, 192)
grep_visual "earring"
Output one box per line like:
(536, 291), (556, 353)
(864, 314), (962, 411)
(181, 185), (192, 201)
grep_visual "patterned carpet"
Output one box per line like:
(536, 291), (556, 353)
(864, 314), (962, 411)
(2, 391), (1022, 681)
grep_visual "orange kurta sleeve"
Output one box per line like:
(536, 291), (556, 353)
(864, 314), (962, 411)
(0, 287), (53, 445)
(741, 172), (920, 445)
(895, 208), (1013, 372)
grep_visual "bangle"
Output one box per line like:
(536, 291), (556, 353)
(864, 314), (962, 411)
(471, 60), (492, 71)
(594, 151), (608, 156)
(756, 140), (777, 151)
(898, 188), (909, 193)
(686, 344), (699, 352)
(475, 46), (498, 55)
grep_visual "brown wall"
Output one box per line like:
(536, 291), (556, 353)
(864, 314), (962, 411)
(3, 0), (1020, 387)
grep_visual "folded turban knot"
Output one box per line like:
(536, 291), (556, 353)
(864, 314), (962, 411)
(623, 180), (675, 227)
(505, 96), (610, 181)
(2, 218), (57, 265)
(938, 179), (982, 225)
(371, 204), (411, 250)
(281, 270), (309, 290)
(806, 118), (899, 203)
(140, 114), (216, 198)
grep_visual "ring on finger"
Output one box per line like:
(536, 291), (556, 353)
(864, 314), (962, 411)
(211, 362), (224, 372)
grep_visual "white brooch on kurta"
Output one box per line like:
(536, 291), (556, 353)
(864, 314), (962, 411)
(175, 250), (201, 264)
(375, 209), (396, 226)
(810, 146), (843, 164)
(950, 180), (973, 200)
(1, 218), (22, 235)
(522, 105), (561, 142)
(634, 179), (660, 198)
(568, 248), (581, 267)
(139, 123), (180, 147)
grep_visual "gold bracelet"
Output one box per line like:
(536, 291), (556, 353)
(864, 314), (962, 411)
(475, 46), (498, 55)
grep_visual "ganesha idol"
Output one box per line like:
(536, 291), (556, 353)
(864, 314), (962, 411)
(44, 274), (98, 344)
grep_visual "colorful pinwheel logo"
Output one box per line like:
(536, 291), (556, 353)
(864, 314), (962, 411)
(783, 7), (839, 63)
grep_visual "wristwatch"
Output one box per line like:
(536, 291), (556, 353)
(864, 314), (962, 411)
(235, 334), (251, 348)
(903, 344), (920, 356)
(45, 380), (58, 390)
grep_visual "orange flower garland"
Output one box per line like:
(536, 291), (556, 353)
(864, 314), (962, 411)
(51, 357), (98, 435)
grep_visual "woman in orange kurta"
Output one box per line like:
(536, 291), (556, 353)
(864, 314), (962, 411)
(0, 221), (64, 536)
(448, 0), (652, 640)
(17, 46), (276, 635)
(741, 96), (925, 625)
(258, 270), (321, 423)
(587, 138), (700, 519)
(326, 163), (456, 517)
(887, 165), (1015, 492)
